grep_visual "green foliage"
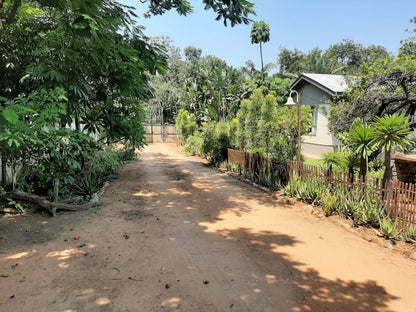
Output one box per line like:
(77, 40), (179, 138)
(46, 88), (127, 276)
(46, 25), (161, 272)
(201, 121), (231, 165)
(253, 168), (282, 190)
(7, 198), (24, 213)
(176, 110), (197, 144)
(322, 152), (341, 171)
(250, 21), (270, 44)
(379, 217), (400, 240)
(277, 39), (391, 76)
(329, 54), (416, 133)
(338, 186), (384, 227)
(220, 161), (242, 174)
(371, 114), (412, 152)
(295, 178), (324, 205)
(183, 132), (204, 156)
(229, 119), (240, 149)
(405, 226), (416, 243)
(250, 20), (270, 76)
(237, 89), (312, 161)
(144, 0), (256, 27)
(284, 175), (324, 205)
(0, 88), (68, 190)
(320, 193), (338, 216)
(371, 113), (412, 182)
(348, 118), (374, 177)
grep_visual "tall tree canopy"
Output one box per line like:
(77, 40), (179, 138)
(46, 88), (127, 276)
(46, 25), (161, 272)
(277, 40), (391, 76)
(250, 20), (270, 77)
(329, 18), (416, 133)
(0, 0), (256, 144)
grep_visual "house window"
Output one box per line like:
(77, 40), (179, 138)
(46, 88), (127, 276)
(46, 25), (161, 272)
(309, 106), (318, 135)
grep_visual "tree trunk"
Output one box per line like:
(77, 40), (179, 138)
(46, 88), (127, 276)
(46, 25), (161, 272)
(1, 153), (6, 187)
(359, 153), (367, 179)
(0, 191), (102, 216)
(383, 148), (393, 185)
(260, 42), (264, 80)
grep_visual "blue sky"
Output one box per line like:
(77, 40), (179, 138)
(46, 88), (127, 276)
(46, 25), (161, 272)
(122, 0), (416, 71)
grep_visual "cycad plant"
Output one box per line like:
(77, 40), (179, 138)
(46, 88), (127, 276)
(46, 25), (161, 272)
(349, 118), (373, 179)
(371, 114), (412, 184)
(322, 151), (340, 177)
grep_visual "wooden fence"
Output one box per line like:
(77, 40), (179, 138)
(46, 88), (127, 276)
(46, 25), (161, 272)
(144, 124), (177, 143)
(227, 149), (289, 186)
(289, 162), (416, 229)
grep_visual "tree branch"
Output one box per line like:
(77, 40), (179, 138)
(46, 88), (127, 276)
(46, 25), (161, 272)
(0, 192), (102, 216)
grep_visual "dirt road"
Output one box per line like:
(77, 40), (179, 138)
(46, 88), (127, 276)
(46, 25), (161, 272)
(1, 143), (416, 312)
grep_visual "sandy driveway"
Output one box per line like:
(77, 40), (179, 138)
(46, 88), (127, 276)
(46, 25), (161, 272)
(1, 143), (416, 312)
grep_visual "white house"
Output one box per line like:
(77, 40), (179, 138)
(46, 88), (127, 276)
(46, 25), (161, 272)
(290, 73), (349, 159)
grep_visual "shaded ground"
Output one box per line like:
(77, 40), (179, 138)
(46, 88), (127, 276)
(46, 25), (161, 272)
(1, 143), (416, 312)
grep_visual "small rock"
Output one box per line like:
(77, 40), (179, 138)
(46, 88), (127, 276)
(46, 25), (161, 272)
(334, 220), (344, 227)
(384, 242), (394, 250)
(409, 252), (416, 261)
(303, 205), (313, 214)
(285, 198), (295, 205)
(342, 223), (352, 231)
(90, 193), (99, 203)
(363, 235), (373, 242)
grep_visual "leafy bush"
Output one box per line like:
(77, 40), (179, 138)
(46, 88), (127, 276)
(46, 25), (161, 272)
(201, 121), (231, 165)
(249, 148), (266, 155)
(72, 170), (108, 197)
(183, 132), (204, 156)
(176, 110), (196, 144)
(117, 148), (137, 162)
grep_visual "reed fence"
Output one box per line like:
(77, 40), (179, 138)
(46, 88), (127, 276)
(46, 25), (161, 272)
(289, 161), (416, 229)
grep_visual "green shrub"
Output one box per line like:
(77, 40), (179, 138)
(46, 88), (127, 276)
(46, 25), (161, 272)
(117, 148), (137, 162)
(183, 133), (204, 156)
(284, 175), (323, 204)
(328, 183), (383, 227)
(250, 148), (265, 155)
(176, 110), (196, 144)
(284, 174), (301, 197)
(405, 226), (416, 243)
(201, 121), (231, 165)
(379, 217), (400, 240)
(321, 193), (338, 216)
(220, 161), (241, 174)
(296, 179), (324, 205)
(253, 168), (282, 190)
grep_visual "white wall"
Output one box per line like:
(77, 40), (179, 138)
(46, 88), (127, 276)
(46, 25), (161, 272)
(295, 83), (341, 158)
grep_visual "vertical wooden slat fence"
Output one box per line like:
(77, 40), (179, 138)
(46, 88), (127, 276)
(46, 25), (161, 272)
(227, 149), (289, 185)
(289, 161), (416, 230)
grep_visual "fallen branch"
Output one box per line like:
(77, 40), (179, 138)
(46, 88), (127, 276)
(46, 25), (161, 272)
(0, 191), (102, 216)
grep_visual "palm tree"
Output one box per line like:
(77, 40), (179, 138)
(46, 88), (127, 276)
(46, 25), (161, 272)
(349, 118), (373, 178)
(371, 114), (412, 184)
(250, 21), (270, 80)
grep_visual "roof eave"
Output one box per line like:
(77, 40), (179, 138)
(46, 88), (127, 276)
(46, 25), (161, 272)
(290, 74), (344, 97)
